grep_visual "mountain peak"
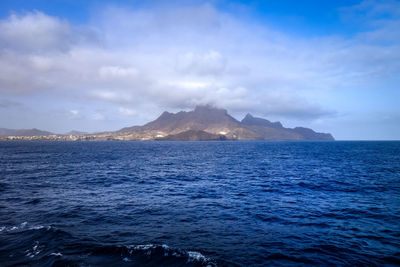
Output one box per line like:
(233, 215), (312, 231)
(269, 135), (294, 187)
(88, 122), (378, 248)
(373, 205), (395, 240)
(0, 127), (53, 137)
(241, 114), (283, 129)
(244, 113), (254, 120)
(159, 111), (172, 118)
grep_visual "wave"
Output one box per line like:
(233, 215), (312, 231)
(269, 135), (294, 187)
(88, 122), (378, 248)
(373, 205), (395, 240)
(0, 223), (218, 267)
(0, 221), (52, 233)
(125, 244), (215, 266)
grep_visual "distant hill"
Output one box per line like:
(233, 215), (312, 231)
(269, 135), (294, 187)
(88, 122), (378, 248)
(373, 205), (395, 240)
(240, 113), (334, 141)
(290, 127), (334, 141)
(241, 113), (283, 129)
(0, 128), (53, 137)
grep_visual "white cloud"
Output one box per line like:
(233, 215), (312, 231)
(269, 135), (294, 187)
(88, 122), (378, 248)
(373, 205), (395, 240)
(68, 109), (82, 120)
(70, 110), (79, 116)
(0, 11), (72, 53)
(167, 80), (211, 89)
(0, 11), (98, 54)
(99, 66), (139, 80)
(119, 107), (137, 116)
(0, 1), (399, 135)
(90, 113), (105, 121)
(175, 50), (227, 76)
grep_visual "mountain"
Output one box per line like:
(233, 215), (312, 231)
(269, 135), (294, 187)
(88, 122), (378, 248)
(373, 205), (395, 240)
(116, 105), (258, 140)
(240, 113), (334, 141)
(0, 106), (334, 141)
(0, 128), (53, 137)
(240, 114), (301, 140)
(241, 113), (283, 129)
(93, 105), (334, 141)
(290, 127), (334, 141)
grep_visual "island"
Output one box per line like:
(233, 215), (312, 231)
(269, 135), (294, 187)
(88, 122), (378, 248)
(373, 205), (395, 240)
(0, 105), (334, 141)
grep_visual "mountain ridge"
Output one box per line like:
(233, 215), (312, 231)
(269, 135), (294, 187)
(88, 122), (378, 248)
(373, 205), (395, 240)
(105, 105), (334, 141)
(0, 128), (53, 137)
(0, 105), (334, 141)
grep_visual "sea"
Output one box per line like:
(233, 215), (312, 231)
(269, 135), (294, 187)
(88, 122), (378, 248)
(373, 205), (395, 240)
(0, 141), (399, 266)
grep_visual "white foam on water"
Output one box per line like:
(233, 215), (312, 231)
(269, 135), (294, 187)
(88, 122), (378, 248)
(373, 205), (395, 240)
(122, 257), (131, 262)
(50, 252), (63, 257)
(25, 241), (42, 258)
(187, 251), (208, 262)
(28, 225), (52, 231)
(11, 221), (28, 231)
(30, 225), (44, 230)
(129, 244), (157, 250)
(126, 244), (215, 265)
(1, 222), (52, 233)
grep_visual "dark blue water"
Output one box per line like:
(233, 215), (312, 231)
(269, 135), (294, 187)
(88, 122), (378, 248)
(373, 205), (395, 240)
(1, 141), (400, 266)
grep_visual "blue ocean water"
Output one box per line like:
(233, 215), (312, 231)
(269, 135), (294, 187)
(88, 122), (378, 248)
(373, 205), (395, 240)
(0, 141), (399, 266)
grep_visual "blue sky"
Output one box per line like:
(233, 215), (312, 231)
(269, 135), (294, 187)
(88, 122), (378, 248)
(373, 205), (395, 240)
(0, 0), (399, 139)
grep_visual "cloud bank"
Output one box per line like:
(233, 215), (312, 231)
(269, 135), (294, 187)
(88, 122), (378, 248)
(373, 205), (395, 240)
(0, 1), (399, 138)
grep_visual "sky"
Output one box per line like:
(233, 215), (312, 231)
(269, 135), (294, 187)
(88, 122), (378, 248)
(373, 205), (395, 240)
(0, 0), (399, 140)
